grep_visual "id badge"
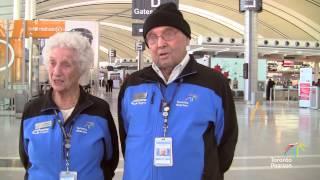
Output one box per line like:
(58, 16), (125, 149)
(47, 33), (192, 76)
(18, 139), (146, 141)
(154, 137), (173, 167)
(60, 171), (77, 180)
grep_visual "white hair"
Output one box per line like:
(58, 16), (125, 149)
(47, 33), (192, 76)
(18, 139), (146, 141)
(42, 31), (93, 76)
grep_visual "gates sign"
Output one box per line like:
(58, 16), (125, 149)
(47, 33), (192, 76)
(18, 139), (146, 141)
(132, 0), (179, 19)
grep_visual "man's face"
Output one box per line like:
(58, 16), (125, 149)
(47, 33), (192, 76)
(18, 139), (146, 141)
(146, 26), (190, 70)
(48, 47), (81, 93)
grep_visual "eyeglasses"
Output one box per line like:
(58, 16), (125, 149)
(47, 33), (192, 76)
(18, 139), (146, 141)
(146, 29), (178, 45)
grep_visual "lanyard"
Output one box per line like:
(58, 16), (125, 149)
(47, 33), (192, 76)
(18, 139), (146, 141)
(158, 80), (182, 137)
(54, 110), (73, 172)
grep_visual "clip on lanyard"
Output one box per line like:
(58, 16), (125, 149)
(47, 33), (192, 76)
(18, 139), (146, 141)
(162, 103), (170, 137)
(54, 110), (73, 172)
(159, 80), (182, 137)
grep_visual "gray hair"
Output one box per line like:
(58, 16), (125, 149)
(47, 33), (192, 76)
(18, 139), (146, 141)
(42, 31), (93, 76)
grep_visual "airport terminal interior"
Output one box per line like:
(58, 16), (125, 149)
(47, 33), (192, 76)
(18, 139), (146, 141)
(1, 0), (320, 179)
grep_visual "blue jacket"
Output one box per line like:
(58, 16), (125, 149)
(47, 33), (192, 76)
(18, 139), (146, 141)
(19, 87), (119, 180)
(118, 56), (238, 180)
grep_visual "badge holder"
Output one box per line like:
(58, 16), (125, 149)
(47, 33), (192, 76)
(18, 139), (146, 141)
(154, 137), (173, 167)
(154, 104), (173, 167)
(60, 171), (77, 180)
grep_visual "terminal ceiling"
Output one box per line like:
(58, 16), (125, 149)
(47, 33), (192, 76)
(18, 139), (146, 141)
(35, 0), (320, 61)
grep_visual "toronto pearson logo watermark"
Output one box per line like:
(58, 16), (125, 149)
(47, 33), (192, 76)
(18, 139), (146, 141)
(270, 142), (306, 169)
(248, 102), (307, 169)
(284, 142), (306, 157)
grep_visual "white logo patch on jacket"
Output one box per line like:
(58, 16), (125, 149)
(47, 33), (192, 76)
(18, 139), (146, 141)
(176, 94), (198, 107)
(76, 121), (95, 134)
(32, 120), (52, 134)
(131, 92), (148, 105)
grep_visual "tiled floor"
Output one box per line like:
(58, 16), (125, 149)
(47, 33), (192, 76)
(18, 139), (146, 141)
(0, 88), (319, 180)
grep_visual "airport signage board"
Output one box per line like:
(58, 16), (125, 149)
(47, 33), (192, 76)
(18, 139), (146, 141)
(299, 67), (312, 107)
(132, 0), (179, 19)
(25, 20), (65, 38)
(135, 41), (145, 51)
(239, 0), (262, 12)
(132, 23), (144, 36)
(282, 60), (294, 67)
(110, 49), (116, 57)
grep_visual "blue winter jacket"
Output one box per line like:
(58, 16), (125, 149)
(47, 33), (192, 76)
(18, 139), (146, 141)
(19, 87), (119, 180)
(118, 56), (238, 180)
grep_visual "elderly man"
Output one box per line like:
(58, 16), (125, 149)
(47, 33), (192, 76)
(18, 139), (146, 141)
(118, 2), (238, 180)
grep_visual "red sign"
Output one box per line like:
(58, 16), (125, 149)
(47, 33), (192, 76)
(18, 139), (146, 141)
(283, 60), (294, 67)
(299, 82), (311, 100)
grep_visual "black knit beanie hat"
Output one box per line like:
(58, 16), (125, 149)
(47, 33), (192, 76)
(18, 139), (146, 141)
(143, 2), (191, 46)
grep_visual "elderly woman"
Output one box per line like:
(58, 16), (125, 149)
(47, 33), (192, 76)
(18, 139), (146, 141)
(19, 32), (119, 180)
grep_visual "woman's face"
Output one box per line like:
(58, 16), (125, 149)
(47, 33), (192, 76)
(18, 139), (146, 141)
(47, 47), (81, 94)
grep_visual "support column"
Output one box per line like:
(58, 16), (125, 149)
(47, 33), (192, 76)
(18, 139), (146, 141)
(30, 0), (36, 19)
(25, 0), (36, 97)
(25, 0), (30, 20)
(25, 0), (36, 20)
(137, 49), (143, 70)
(13, 0), (24, 85)
(13, 0), (21, 19)
(244, 10), (259, 104)
(314, 61), (319, 82)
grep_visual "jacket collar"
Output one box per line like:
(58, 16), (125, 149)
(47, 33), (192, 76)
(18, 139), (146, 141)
(140, 54), (198, 84)
(151, 53), (190, 84)
(40, 86), (93, 115)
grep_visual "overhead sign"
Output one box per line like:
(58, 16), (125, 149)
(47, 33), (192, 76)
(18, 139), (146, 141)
(132, 0), (179, 19)
(25, 20), (65, 38)
(110, 49), (116, 57)
(239, 0), (263, 12)
(135, 41), (145, 51)
(132, 23), (144, 36)
(282, 60), (294, 67)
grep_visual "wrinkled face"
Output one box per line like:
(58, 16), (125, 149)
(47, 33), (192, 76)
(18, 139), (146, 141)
(48, 47), (81, 93)
(146, 26), (190, 70)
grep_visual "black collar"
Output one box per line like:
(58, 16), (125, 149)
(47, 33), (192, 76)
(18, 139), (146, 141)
(40, 86), (93, 121)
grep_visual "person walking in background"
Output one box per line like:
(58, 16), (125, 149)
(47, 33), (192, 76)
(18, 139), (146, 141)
(19, 32), (119, 180)
(118, 3), (238, 180)
(105, 74), (110, 93)
(266, 78), (275, 100)
(107, 79), (113, 93)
